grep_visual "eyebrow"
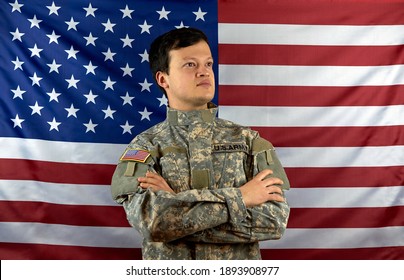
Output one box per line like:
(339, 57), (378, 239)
(182, 56), (214, 61)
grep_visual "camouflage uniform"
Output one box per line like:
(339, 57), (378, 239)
(111, 103), (290, 260)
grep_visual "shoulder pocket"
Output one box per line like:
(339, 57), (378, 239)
(252, 138), (290, 190)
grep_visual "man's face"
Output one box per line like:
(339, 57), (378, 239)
(156, 40), (215, 111)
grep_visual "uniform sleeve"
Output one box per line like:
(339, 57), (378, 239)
(111, 137), (290, 244)
(111, 151), (249, 243)
(184, 137), (290, 243)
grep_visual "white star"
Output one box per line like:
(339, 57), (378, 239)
(47, 1), (61, 16)
(102, 19), (116, 33)
(47, 30), (60, 44)
(29, 102), (44, 116)
(65, 17), (79, 31)
(29, 72), (42, 86)
(157, 94), (168, 107)
(65, 45), (79, 59)
(10, 28), (24, 41)
(193, 7), (207, 21)
(175, 22), (189, 29)
(121, 92), (134, 106)
(139, 49), (149, 62)
(120, 121), (134, 134)
(47, 59), (61, 73)
(84, 90), (98, 104)
(84, 32), (98, 46)
(9, 0), (23, 13)
(83, 119), (98, 133)
(121, 34), (134, 48)
(65, 104), (79, 118)
(48, 117), (61, 131)
(65, 75), (80, 89)
(28, 44), (43, 58)
(84, 3), (97, 17)
(11, 114), (24, 128)
(11, 86), (26, 100)
(12, 56), (24, 70)
(120, 5), (134, 19)
(121, 63), (134, 77)
(102, 48), (116, 61)
(28, 14), (42, 29)
(102, 76), (116, 90)
(139, 78), (153, 92)
(157, 6), (171, 20)
(102, 105), (116, 119)
(138, 20), (152, 34)
(83, 61), (97, 75)
(47, 88), (61, 102)
(139, 107), (153, 121)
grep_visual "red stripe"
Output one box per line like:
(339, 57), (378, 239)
(0, 159), (115, 184)
(2, 243), (403, 260)
(4, 202), (402, 229)
(219, 45), (404, 66)
(218, 0), (404, 25)
(3, 161), (403, 190)
(0, 201), (129, 227)
(288, 207), (404, 228)
(218, 85), (404, 107)
(254, 126), (404, 148)
(0, 243), (141, 260)
(286, 167), (404, 188)
(260, 247), (404, 260)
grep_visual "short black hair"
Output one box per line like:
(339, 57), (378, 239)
(149, 27), (209, 94)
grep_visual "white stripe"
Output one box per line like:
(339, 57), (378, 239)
(0, 222), (141, 248)
(287, 186), (404, 208)
(219, 64), (404, 86)
(0, 180), (116, 206)
(2, 180), (402, 209)
(219, 23), (404, 46)
(2, 140), (403, 173)
(0, 137), (126, 164)
(218, 105), (404, 127)
(1, 222), (402, 250)
(276, 146), (404, 167)
(261, 227), (404, 249)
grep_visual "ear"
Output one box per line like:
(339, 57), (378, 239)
(156, 71), (169, 89)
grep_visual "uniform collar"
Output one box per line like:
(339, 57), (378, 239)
(167, 102), (218, 125)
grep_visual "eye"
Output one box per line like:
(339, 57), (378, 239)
(206, 61), (213, 68)
(184, 62), (196, 68)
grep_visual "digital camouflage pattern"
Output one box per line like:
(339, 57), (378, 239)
(111, 103), (290, 260)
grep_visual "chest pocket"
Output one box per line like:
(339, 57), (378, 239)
(159, 146), (190, 193)
(212, 143), (252, 189)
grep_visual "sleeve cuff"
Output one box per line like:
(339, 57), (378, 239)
(219, 188), (248, 225)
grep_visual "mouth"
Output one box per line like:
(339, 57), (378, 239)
(197, 80), (212, 87)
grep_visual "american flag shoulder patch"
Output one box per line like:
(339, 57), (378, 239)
(120, 149), (150, 163)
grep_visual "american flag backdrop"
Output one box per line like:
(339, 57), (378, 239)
(0, 0), (403, 260)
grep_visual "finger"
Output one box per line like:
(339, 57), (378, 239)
(267, 193), (285, 202)
(138, 173), (162, 185)
(145, 171), (167, 183)
(263, 177), (284, 186)
(266, 185), (283, 195)
(143, 177), (161, 187)
(139, 177), (174, 193)
(255, 169), (273, 181)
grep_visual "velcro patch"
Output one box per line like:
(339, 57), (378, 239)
(120, 149), (150, 163)
(212, 143), (248, 153)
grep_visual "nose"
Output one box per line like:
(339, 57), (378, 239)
(196, 63), (211, 77)
(196, 69), (210, 77)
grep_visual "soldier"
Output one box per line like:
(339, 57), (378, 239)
(111, 27), (290, 260)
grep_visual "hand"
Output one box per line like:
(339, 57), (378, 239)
(239, 169), (285, 208)
(138, 171), (175, 194)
